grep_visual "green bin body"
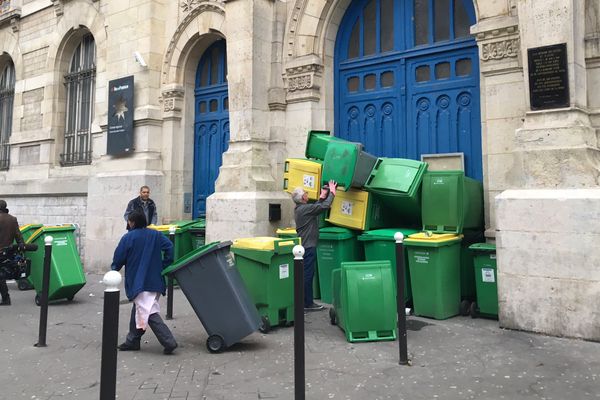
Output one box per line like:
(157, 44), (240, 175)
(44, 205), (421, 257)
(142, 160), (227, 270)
(150, 220), (196, 261)
(357, 228), (419, 304)
(276, 228), (320, 299)
(421, 171), (483, 234)
(162, 241), (261, 351)
(18, 224), (43, 290)
(26, 225), (86, 302)
(317, 227), (363, 304)
(469, 243), (498, 318)
(322, 141), (378, 191)
(459, 230), (485, 302)
(332, 260), (397, 342)
(304, 130), (347, 160)
(404, 233), (462, 319)
(231, 237), (300, 329)
(189, 219), (206, 249)
(364, 158), (428, 226)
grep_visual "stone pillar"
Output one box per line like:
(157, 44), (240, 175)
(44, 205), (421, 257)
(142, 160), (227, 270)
(207, 0), (293, 242)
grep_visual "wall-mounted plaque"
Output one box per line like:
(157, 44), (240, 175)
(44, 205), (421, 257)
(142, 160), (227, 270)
(107, 75), (134, 155)
(527, 43), (569, 110)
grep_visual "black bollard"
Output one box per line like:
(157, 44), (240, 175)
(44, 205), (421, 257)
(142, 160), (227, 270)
(293, 245), (305, 400)
(395, 232), (409, 365)
(166, 226), (176, 320)
(100, 270), (121, 400)
(35, 235), (53, 347)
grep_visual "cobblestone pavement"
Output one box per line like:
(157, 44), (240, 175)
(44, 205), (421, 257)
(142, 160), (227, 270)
(1, 274), (599, 400)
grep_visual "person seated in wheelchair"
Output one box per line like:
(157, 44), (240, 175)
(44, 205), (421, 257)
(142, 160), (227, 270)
(0, 243), (34, 282)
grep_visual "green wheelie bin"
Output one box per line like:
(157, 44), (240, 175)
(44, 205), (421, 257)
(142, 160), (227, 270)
(231, 236), (300, 333)
(317, 227), (363, 304)
(330, 260), (397, 343)
(189, 219), (206, 250)
(469, 243), (498, 319)
(357, 228), (419, 304)
(276, 228), (320, 299)
(149, 220), (196, 261)
(17, 224), (43, 290)
(404, 232), (463, 319)
(458, 229), (485, 315)
(25, 225), (86, 305)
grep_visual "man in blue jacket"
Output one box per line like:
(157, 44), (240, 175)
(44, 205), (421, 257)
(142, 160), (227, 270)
(111, 210), (178, 354)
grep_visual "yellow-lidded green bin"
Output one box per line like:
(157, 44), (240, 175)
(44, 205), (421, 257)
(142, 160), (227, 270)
(404, 232), (462, 319)
(26, 225), (86, 304)
(231, 236), (300, 332)
(275, 228), (320, 300)
(148, 220), (195, 262)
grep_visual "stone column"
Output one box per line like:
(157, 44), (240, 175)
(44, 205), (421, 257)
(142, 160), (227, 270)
(206, 0), (293, 242)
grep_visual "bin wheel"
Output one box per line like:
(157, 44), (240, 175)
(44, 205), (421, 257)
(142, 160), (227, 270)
(67, 296), (74, 302)
(206, 335), (225, 353)
(460, 300), (471, 316)
(329, 308), (337, 325)
(469, 302), (478, 319)
(34, 294), (40, 306)
(259, 316), (271, 334)
(17, 279), (33, 291)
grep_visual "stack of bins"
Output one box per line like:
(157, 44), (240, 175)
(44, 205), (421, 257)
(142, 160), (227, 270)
(326, 188), (391, 231)
(18, 224), (43, 290)
(316, 227), (363, 304)
(231, 237), (300, 333)
(162, 241), (261, 353)
(403, 232), (463, 319)
(275, 228), (320, 299)
(469, 243), (498, 319)
(330, 260), (397, 343)
(26, 225), (86, 305)
(321, 141), (378, 191)
(363, 158), (428, 227)
(357, 228), (419, 304)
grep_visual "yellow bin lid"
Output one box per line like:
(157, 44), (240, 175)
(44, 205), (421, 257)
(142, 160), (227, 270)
(148, 224), (180, 232)
(404, 232), (463, 246)
(276, 228), (297, 235)
(232, 237), (281, 251)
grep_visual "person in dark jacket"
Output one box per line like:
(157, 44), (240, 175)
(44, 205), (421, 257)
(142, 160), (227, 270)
(124, 186), (157, 230)
(111, 210), (177, 354)
(291, 180), (337, 311)
(0, 199), (25, 306)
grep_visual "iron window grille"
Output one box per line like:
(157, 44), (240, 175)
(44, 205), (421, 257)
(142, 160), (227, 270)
(60, 34), (96, 166)
(0, 61), (15, 171)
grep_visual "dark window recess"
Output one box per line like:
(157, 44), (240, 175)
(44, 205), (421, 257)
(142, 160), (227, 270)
(363, 0), (377, 55)
(434, 0), (450, 42)
(380, 0), (394, 52)
(348, 19), (360, 59)
(414, 0), (429, 46)
(210, 99), (218, 112)
(348, 76), (360, 92)
(456, 58), (472, 76)
(435, 62), (451, 79)
(381, 71), (395, 87)
(364, 74), (376, 90)
(416, 65), (430, 82)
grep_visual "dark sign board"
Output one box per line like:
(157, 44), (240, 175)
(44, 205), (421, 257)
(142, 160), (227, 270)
(107, 75), (134, 155)
(527, 43), (569, 110)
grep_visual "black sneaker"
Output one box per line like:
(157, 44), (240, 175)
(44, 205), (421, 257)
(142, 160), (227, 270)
(163, 343), (178, 355)
(118, 341), (140, 351)
(304, 303), (325, 311)
(0, 298), (10, 306)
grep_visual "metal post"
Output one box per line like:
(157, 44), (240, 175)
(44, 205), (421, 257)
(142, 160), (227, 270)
(395, 232), (409, 365)
(293, 245), (305, 400)
(35, 235), (53, 347)
(166, 225), (176, 320)
(100, 270), (122, 400)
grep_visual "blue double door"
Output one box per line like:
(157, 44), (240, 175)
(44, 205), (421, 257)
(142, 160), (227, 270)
(193, 39), (229, 217)
(335, 0), (482, 180)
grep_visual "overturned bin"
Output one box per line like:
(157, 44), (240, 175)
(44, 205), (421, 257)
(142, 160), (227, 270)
(162, 241), (261, 353)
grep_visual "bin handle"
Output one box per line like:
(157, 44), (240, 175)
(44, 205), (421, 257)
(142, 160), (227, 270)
(274, 237), (300, 252)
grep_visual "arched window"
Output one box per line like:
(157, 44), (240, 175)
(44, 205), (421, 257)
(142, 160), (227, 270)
(61, 33), (96, 166)
(0, 60), (15, 170)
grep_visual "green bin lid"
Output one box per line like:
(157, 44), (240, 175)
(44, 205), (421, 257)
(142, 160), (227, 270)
(27, 224), (76, 243)
(357, 228), (420, 241)
(468, 242), (496, 252)
(365, 158), (427, 194)
(20, 224), (44, 233)
(319, 226), (356, 240)
(162, 241), (229, 276)
(189, 219), (206, 231)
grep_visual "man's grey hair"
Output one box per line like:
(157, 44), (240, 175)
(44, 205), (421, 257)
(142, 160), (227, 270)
(291, 187), (305, 204)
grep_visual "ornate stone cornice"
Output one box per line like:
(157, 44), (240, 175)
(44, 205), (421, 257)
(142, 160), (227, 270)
(472, 17), (522, 74)
(481, 38), (520, 61)
(160, 86), (185, 120)
(284, 62), (323, 103)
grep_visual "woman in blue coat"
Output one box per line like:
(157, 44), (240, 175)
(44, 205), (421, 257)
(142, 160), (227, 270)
(111, 210), (178, 354)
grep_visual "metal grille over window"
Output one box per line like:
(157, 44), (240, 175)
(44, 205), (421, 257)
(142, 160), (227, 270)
(61, 34), (96, 167)
(0, 61), (15, 171)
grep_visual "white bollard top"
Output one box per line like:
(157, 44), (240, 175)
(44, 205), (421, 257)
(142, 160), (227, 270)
(103, 270), (122, 292)
(394, 232), (404, 243)
(169, 225), (177, 235)
(293, 244), (305, 259)
(44, 236), (53, 246)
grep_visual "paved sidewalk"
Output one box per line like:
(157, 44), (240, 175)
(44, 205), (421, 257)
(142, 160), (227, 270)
(1, 274), (599, 400)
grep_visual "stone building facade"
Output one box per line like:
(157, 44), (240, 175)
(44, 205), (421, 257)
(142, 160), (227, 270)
(0, 0), (599, 340)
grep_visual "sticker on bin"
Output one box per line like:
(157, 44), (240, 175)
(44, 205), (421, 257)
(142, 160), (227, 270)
(226, 254), (235, 268)
(303, 175), (315, 189)
(279, 264), (289, 279)
(490, 254), (496, 260)
(341, 201), (354, 215)
(482, 268), (495, 283)
(53, 237), (68, 246)
(414, 251), (430, 264)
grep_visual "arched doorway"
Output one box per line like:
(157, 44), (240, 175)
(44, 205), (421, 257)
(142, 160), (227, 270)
(335, 0), (481, 180)
(193, 39), (229, 217)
